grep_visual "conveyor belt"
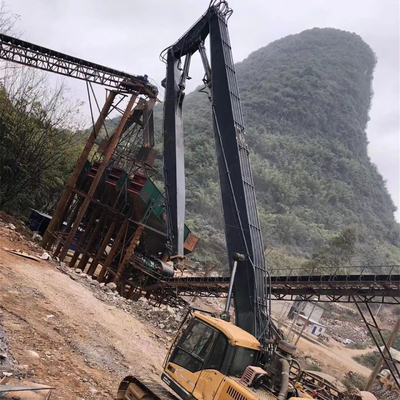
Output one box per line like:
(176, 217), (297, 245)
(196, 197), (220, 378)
(0, 33), (157, 98)
(146, 267), (400, 304)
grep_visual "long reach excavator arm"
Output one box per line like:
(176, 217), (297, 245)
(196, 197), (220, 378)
(162, 0), (272, 346)
(118, 2), (325, 400)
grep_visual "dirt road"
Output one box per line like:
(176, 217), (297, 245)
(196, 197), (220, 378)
(0, 227), (168, 399)
(295, 335), (372, 376)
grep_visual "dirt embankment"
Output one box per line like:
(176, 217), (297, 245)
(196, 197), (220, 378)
(0, 224), (170, 399)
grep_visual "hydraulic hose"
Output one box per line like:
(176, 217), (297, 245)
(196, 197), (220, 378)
(277, 358), (290, 400)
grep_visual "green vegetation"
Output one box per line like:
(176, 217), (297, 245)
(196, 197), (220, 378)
(369, 330), (400, 352)
(347, 341), (367, 350)
(0, 71), (84, 216)
(302, 227), (357, 271)
(304, 363), (322, 372)
(153, 27), (400, 271)
(353, 351), (380, 369)
(342, 373), (368, 392)
(391, 305), (400, 316)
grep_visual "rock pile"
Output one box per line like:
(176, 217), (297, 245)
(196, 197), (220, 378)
(0, 314), (17, 373)
(56, 263), (187, 338)
(322, 317), (371, 344)
(0, 220), (45, 257)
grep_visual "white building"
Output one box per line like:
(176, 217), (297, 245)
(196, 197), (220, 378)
(287, 300), (327, 336)
(296, 314), (326, 336)
(288, 299), (325, 324)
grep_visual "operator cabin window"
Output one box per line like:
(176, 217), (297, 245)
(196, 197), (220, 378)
(170, 320), (221, 373)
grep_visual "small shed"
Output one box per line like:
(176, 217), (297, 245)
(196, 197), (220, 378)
(296, 314), (326, 336)
(288, 299), (326, 324)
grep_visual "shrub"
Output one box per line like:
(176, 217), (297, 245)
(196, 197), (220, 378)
(342, 374), (367, 391)
(347, 341), (367, 350)
(353, 351), (380, 369)
(304, 363), (322, 372)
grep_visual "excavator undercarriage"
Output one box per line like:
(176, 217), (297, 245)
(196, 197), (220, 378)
(117, 376), (180, 400)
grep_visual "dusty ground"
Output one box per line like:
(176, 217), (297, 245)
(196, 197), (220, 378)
(295, 335), (372, 376)
(0, 225), (168, 399)
(0, 221), (383, 399)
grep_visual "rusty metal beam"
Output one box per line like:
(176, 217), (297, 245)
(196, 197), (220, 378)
(42, 90), (117, 250)
(97, 219), (129, 282)
(114, 224), (144, 285)
(53, 197), (84, 258)
(77, 212), (107, 272)
(68, 206), (101, 268)
(58, 94), (137, 261)
(87, 219), (117, 276)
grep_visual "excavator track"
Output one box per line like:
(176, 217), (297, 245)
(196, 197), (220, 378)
(116, 375), (180, 400)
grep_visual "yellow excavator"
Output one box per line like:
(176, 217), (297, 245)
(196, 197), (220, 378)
(117, 308), (302, 400)
(116, 2), (371, 400)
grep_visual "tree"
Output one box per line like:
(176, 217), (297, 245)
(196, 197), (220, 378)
(0, 3), (85, 216)
(0, 70), (84, 214)
(302, 227), (357, 270)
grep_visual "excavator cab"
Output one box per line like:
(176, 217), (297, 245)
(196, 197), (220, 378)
(161, 312), (261, 400)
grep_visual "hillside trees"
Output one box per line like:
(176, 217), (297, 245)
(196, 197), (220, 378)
(302, 227), (357, 271)
(0, 68), (84, 215)
(0, 3), (85, 216)
(151, 28), (400, 270)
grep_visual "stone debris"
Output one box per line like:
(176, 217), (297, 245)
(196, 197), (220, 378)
(372, 383), (400, 400)
(320, 304), (373, 345)
(39, 252), (51, 260)
(0, 323), (16, 373)
(322, 317), (371, 344)
(32, 232), (42, 242)
(55, 262), (187, 338)
(106, 282), (117, 291)
(6, 223), (16, 230)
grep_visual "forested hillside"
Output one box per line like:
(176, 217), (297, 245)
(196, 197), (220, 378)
(153, 28), (400, 271)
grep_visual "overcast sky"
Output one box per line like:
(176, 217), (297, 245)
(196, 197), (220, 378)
(5, 0), (400, 221)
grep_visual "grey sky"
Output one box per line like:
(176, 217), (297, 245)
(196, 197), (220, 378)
(6, 0), (400, 221)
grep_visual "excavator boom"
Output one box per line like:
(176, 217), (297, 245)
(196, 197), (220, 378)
(162, 0), (270, 344)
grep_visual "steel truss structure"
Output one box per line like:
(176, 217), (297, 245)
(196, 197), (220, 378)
(144, 267), (400, 305)
(0, 33), (157, 98)
(352, 298), (400, 389)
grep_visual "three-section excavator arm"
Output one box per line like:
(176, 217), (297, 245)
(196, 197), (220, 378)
(162, 1), (272, 347)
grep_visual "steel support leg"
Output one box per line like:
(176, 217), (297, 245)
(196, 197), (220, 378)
(69, 206), (100, 268)
(352, 296), (400, 390)
(58, 94), (137, 261)
(97, 219), (129, 282)
(77, 212), (107, 272)
(88, 219), (117, 276)
(113, 224), (144, 285)
(41, 90), (117, 249)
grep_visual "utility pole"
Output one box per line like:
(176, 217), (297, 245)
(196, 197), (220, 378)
(365, 315), (400, 391)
